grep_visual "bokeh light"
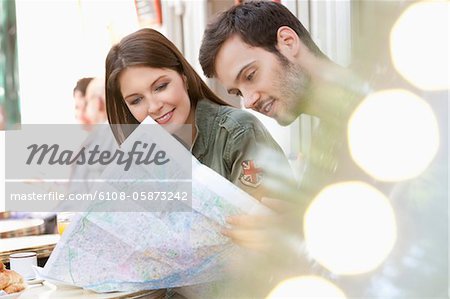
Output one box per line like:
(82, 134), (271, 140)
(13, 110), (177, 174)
(348, 89), (439, 182)
(304, 182), (397, 275)
(390, 1), (449, 90)
(266, 276), (346, 299)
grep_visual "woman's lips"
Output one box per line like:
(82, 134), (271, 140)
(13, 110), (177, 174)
(155, 108), (175, 124)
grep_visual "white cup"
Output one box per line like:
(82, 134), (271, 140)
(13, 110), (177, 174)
(9, 252), (37, 280)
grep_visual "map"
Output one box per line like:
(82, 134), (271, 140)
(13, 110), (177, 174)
(41, 118), (269, 292)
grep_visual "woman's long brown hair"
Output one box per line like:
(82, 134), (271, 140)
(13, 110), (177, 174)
(105, 28), (228, 144)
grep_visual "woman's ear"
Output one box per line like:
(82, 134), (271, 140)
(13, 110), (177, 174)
(276, 26), (301, 60)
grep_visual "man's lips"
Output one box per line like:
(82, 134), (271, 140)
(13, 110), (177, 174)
(258, 99), (275, 116)
(155, 108), (175, 124)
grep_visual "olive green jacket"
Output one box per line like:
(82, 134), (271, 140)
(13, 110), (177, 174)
(191, 99), (294, 200)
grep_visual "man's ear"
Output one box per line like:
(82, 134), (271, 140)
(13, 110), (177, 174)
(276, 26), (301, 60)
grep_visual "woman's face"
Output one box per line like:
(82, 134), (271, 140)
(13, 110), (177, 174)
(119, 66), (192, 125)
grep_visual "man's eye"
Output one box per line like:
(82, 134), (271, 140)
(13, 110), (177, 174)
(155, 83), (168, 92)
(236, 91), (243, 97)
(130, 97), (143, 105)
(246, 71), (256, 81)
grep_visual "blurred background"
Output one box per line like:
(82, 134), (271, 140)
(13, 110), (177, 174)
(0, 0), (363, 152)
(0, 0), (447, 199)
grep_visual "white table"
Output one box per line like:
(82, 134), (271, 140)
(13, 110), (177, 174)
(0, 234), (60, 264)
(18, 282), (166, 299)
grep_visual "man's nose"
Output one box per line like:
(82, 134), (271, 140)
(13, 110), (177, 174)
(242, 90), (261, 109)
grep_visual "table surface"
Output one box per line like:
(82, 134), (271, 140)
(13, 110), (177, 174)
(0, 234), (60, 263)
(18, 282), (166, 299)
(0, 219), (45, 233)
(0, 219), (45, 238)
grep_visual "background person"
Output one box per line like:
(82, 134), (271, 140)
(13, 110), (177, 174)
(84, 77), (107, 125)
(67, 76), (116, 197)
(72, 77), (93, 125)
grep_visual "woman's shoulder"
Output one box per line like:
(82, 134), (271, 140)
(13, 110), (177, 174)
(216, 103), (265, 133)
(198, 98), (264, 132)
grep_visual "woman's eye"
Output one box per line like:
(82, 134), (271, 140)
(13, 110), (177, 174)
(130, 97), (143, 105)
(155, 83), (168, 92)
(246, 71), (256, 81)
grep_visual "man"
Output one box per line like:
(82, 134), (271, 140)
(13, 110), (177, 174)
(199, 2), (368, 296)
(200, 1), (366, 127)
(199, 2), (447, 298)
(67, 77), (116, 196)
(200, 0), (368, 247)
(73, 77), (94, 125)
(84, 77), (107, 125)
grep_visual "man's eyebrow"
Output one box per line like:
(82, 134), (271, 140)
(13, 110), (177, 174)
(226, 61), (255, 94)
(234, 61), (255, 83)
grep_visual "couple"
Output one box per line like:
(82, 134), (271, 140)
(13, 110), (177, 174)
(106, 1), (355, 237)
(105, 1), (364, 296)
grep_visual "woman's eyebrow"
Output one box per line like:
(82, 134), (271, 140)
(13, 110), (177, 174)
(124, 75), (168, 100)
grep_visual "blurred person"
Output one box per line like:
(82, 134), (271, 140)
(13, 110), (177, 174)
(84, 77), (107, 125)
(24, 81), (108, 228)
(73, 77), (93, 125)
(67, 77), (116, 195)
(11, 78), (94, 231)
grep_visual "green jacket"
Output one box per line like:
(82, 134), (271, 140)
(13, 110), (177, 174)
(191, 99), (294, 200)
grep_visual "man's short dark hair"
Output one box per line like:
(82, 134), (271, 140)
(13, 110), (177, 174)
(73, 77), (94, 96)
(199, 1), (326, 78)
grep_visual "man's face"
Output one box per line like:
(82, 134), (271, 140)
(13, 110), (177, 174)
(73, 90), (89, 125)
(85, 78), (106, 124)
(215, 35), (309, 126)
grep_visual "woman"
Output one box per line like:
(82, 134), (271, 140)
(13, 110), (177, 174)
(105, 28), (293, 201)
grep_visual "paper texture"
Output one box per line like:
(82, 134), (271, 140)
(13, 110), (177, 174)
(42, 118), (269, 292)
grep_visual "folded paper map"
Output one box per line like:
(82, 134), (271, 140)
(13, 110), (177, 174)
(42, 118), (269, 293)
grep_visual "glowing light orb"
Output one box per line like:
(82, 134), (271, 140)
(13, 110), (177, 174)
(348, 89), (439, 182)
(390, 1), (449, 90)
(304, 182), (397, 275)
(266, 276), (346, 299)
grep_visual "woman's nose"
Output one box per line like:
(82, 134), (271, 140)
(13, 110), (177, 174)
(147, 98), (164, 116)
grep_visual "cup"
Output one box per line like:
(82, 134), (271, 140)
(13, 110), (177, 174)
(9, 252), (37, 280)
